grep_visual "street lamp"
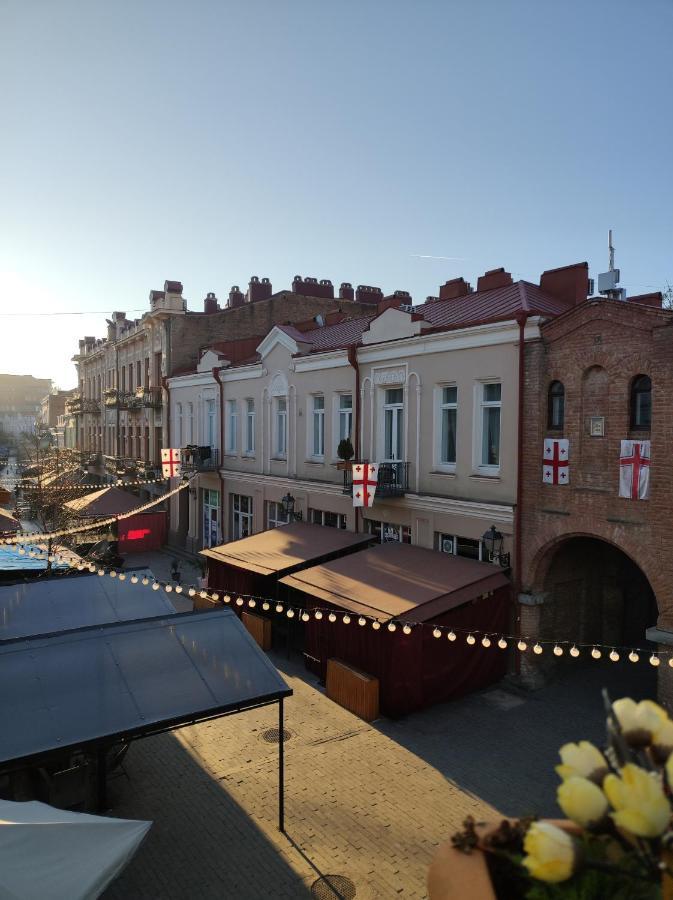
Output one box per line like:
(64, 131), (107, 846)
(481, 525), (510, 568)
(281, 492), (302, 521)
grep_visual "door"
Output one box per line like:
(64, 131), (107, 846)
(383, 389), (404, 461)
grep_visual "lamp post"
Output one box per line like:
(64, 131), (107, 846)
(481, 525), (510, 568)
(281, 492), (302, 522)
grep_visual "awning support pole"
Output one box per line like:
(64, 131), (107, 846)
(278, 697), (285, 833)
(96, 746), (107, 811)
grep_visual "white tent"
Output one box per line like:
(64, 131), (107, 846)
(0, 799), (151, 899)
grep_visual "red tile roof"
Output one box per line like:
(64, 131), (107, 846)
(416, 281), (570, 329)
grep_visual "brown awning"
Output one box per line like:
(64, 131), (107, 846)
(201, 522), (374, 577)
(0, 508), (20, 534)
(64, 487), (144, 518)
(279, 542), (510, 622)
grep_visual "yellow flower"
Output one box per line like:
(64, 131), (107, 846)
(557, 776), (609, 828)
(612, 698), (669, 748)
(556, 741), (608, 784)
(652, 719), (673, 764)
(603, 764), (671, 837)
(523, 821), (576, 883)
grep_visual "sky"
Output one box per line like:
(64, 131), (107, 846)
(1, 0), (672, 389)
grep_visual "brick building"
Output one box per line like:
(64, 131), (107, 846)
(517, 285), (673, 697)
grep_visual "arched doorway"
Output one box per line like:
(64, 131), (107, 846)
(539, 537), (657, 648)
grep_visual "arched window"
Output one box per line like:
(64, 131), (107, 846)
(547, 381), (565, 429)
(630, 375), (651, 429)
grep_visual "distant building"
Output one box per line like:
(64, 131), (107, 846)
(0, 374), (52, 440)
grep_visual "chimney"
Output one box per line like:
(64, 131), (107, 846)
(204, 292), (219, 314)
(78, 339), (86, 355)
(438, 277), (471, 301)
(355, 285), (384, 304)
(246, 276), (273, 303)
(476, 268), (513, 292)
(539, 262), (589, 306)
(339, 282), (354, 301)
(378, 290), (412, 314)
(228, 285), (245, 308)
(628, 291), (663, 309)
(291, 276), (335, 299)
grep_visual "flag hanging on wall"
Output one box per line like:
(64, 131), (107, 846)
(542, 439), (570, 485)
(161, 448), (182, 479)
(619, 440), (650, 500)
(352, 463), (378, 508)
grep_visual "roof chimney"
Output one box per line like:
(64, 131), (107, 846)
(476, 268), (513, 292)
(246, 276), (273, 303)
(355, 285), (384, 305)
(204, 292), (219, 314)
(539, 262), (589, 306)
(628, 291), (663, 309)
(291, 276), (335, 299)
(339, 282), (354, 301)
(438, 277), (471, 301)
(228, 285), (245, 308)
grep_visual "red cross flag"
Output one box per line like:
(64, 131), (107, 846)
(619, 440), (650, 500)
(542, 439), (569, 485)
(161, 448), (182, 479)
(352, 462), (378, 508)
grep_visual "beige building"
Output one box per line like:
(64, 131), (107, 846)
(168, 266), (580, 560)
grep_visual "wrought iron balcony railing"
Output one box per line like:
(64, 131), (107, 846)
(141, 387), (162, 409)
(65, 394), (83, 415)
(182, 447), (219, 471)
(82, 398), (101, 414)
(342, 460), (410, 498)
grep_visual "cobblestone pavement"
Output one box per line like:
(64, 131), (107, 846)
(103, 651), (495, 900)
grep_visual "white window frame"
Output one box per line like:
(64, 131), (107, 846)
(187, 402), (194, 444)
(435, 532), (483, 561)
(274, 397), (287, 459)
(267, 500), (289, 529)
(231, 493), (253, 540)
(176, 402), (183, 446)
(366, 519), (411, 544)
(308, 508), (347, 529)
(436, 384), (457, 470)
(244, 398), (255, 456)
(311, 394), (325, 458)
(206, 399), (217, 450)
(338, 394), (353, 444)
(381, 388), (405, 462)
(226, 399), (238, 454)
(202, 489), (220, 549)
(475, 381), (501, 473)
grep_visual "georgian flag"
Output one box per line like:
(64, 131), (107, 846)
(352, 462), (378, 508)
(161, 448), (182, 479)
(619, 440), (650, 500)
(542, 439), (569, 485)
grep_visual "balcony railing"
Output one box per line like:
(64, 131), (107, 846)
(342, 460), (410, 498)
(65, 394), (83, 415)
(103, 455), (137, 475)
(182, 447), (219, 471)
(82, 398), (101, 414)
(141, 387), (162, 409)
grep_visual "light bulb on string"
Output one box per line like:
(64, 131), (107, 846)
(224, 595), (231, 604)
(199, 590), (207, 599)
(668, 658), (673, 669)
(591, 647), (601, 659)
(97, 568), (105, 576)
(235, 597), (244, 607)
(388, 622), (397, 633)
(609, 649), (620, 662)
(211, 593), (219, 602)
(553, 645), (563, 657)
(328, 613), (336, 623)
(517, 640), (527, 652)
(152, 582), (160, 591)
(248, 598), (256, 608)
(275, 604), (284, 614)
(188, 587), (195, 597)
(343, 614), (351, 625)
(118, 572), (126, 581)
(372, 620), (381, 630)
(570, 646), (580, 658)
(165, 584), (172, 593)
(130, 575), (138, 584)
(301, 612), (310, 622)
(402, 624), (412, 635)
(358, 617), (366, 627)
(314, 610), (323, 620)
(481, 636), (491, 648)
(287, 609), (295, 618)
(447, 631), (457, 641)
(497, 637), (508, 649)
(533, 643), (543, 655)
(433, 628), (441, 639)
(628, 650), (639, 663)
(262, 601), (269, 611)
(650, 654), (661, 667)
(466, 634), (476, 645)
(175, 585), (182, 593)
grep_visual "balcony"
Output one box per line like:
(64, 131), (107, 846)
(104, 389), (121, 408)
(103, 455), (137, 475)
(82, 399), (101, 414)
(342, 461), (410, 498)
(182, 447), (219, 472)
(65, 394), (83, 415)
(141, 387), (162, 409)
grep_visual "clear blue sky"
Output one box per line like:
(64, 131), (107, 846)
(1, 0), (671, 389)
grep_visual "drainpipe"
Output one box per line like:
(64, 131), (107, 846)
(161, 374), (170, 530)
(514, 312), (529, 674)
(213, 367), (226, 545)
(347, 345), (360, 534)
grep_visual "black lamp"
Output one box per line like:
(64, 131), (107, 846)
(481, 525), (510, 568)
(281, 492), (302, 521)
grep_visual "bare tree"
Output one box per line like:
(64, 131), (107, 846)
(663, 283), (673, 311)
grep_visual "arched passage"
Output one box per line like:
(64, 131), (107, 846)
(535, 536), (658, 648)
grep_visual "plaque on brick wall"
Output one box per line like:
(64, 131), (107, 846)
(589, 416), (604, 436)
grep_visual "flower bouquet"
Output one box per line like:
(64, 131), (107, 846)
(447, 692), (673, 899)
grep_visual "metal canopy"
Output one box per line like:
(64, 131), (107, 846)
(0, 609), (291, 768)
(0, 571), (176, 641)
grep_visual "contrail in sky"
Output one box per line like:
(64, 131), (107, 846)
(411, 254), (467, 260)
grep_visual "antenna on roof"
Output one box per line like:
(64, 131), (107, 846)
(597, 229), (626, 300)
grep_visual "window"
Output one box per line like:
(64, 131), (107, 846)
(548, 381), (564, 430)
(309, 509), (347, 529)
(480, 383), (501, 468)
(226, 399), (237, 453)
(186, 403), (194, 444)
(206, 399), (217, 449)
(176, 403), (183, 446)
(383, 388), (404, 461)
(245, 399), (255, 454)
(630, 375), (651, 429)
(275, 397), (287, 457)
(439, 385), (457, 465)
(267, 500), (289, 529)
(128, 364), (133, 392)
(136, 360), (141, 390)
(338, 395), (353, 442)
(202, 489), (220, 548)
(366, 519), (411, 544)
(312, 395), (325, 457)
(435, 532), (483, 561)
(231, 493), (253, 540)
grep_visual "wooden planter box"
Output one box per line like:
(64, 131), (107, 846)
(242, 611), (272, 651)
(326, 658), (379, 721)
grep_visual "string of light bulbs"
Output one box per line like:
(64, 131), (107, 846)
(0, 476), (169, 490)
(12, 546), (673, 667)
(0, 478), (192, 545)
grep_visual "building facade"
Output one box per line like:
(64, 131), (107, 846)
(0, 374), (52, 441)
